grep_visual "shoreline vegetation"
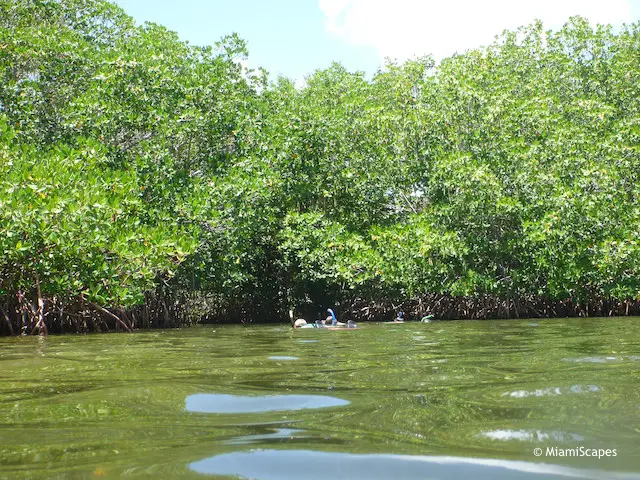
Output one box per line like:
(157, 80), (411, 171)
(2, 0), (640, 335)
(3, 293), (640, 335)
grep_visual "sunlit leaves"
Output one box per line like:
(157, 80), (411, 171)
(2, 0), (640, 325)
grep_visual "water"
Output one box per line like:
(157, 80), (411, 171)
(0, 318), (639, 479)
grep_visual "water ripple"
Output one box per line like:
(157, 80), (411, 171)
(503, 385), (600, 398)
(479, 429), (585, 442)
(225, 428), (308, 445)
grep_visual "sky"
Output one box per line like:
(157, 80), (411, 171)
(113, 0), (640, 82)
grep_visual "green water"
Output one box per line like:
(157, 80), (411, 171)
(1, 318), (639, 479)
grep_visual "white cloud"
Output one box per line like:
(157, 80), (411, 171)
(294, 76), (308, 90)
(318, 0), (635, 63)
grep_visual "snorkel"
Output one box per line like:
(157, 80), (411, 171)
(327, 308), (337, 326)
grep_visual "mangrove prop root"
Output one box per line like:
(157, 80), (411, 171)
(0, 307), (14, 336)
(82, 296), (132, 333)
(1, 289), (640, 335)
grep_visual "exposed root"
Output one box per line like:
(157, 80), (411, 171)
(82, 296), (132, 333)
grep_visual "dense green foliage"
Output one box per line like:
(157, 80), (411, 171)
(1, 0), (639, 332)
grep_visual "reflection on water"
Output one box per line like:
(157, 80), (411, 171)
(479, 430), (585, 442)
(185, 393), (349, 413)
(225, 428), (308, 445)
(189, 449), (639, 480)
(564, 357), (620, 363)
(0, 317), (639, 478)
(504, 385), (600, 398)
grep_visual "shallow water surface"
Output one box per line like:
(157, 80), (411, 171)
(0, 318), (639, 479)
